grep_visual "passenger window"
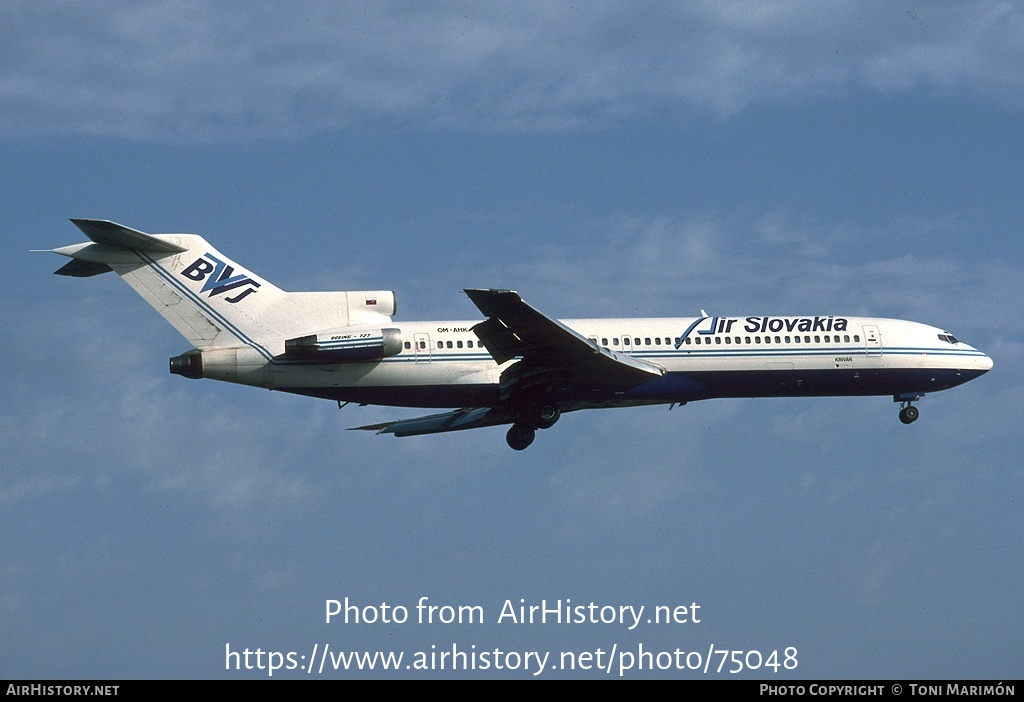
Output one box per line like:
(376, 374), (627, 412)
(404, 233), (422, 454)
(457, 340), (463, 348)
(404, 341), (411, 349)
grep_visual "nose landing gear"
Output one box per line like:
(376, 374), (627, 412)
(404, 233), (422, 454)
(898, 403), (920, 424)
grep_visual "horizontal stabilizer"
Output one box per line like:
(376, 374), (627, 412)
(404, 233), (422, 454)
(70, 219), (187, 253)
(53, 259), (113, 277)
(350, 407), (515, 437)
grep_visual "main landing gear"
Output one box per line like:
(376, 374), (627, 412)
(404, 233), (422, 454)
(505, 402), (561, 450)
(506, 423), (536, 450)
(898, 402), (920, 425)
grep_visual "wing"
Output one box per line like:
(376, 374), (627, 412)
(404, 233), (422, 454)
(353, 290), (666, 439)
(465, 289), (664, 399)
(350, 407), (515, 437)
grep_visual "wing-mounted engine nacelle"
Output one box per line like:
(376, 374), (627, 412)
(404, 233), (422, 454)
(284, 327), (403, 362)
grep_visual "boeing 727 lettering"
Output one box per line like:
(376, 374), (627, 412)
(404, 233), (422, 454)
(45, 220), (993, 450)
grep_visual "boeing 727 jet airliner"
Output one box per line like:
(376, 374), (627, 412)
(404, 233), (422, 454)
(46, 220), (993, 450)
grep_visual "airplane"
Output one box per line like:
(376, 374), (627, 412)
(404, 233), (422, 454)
(44, 219), (993, 450)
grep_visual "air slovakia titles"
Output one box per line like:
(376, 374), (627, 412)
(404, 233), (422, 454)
(697, 316), (850, 335)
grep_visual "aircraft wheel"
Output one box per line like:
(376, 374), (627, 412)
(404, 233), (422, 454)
(506, 423), (536, 451)
(899, 405), (920, 424)
(533, 403), (561, 430)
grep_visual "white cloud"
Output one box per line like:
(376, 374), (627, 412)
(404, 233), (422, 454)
(2, 1), (1022, 141)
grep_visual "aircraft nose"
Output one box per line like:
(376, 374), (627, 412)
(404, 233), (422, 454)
(966, 345), (994, 373)
(978, 353), (994, 372)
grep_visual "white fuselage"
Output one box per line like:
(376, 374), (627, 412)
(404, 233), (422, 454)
(240, 314), (991, 410)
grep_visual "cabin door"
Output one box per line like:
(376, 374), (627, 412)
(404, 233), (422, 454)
(863, 325), (882, 357)
(414, 333), (432, 363)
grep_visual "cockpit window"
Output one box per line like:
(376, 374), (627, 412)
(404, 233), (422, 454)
(938, 333), (960, 344)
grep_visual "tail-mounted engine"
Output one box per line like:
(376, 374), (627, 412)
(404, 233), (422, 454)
(169, 349), (204, 379)
(283, 327), (403, 362)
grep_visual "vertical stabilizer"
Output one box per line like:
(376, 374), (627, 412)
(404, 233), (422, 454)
(50, 220), (397, 359)
(52, 220), (287, 354)
(114, 236), (288, 351)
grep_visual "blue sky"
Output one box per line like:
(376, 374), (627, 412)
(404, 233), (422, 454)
(3, 1), (1022, 679)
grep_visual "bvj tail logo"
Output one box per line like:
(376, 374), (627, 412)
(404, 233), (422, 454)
(181, 254), (261, 303)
